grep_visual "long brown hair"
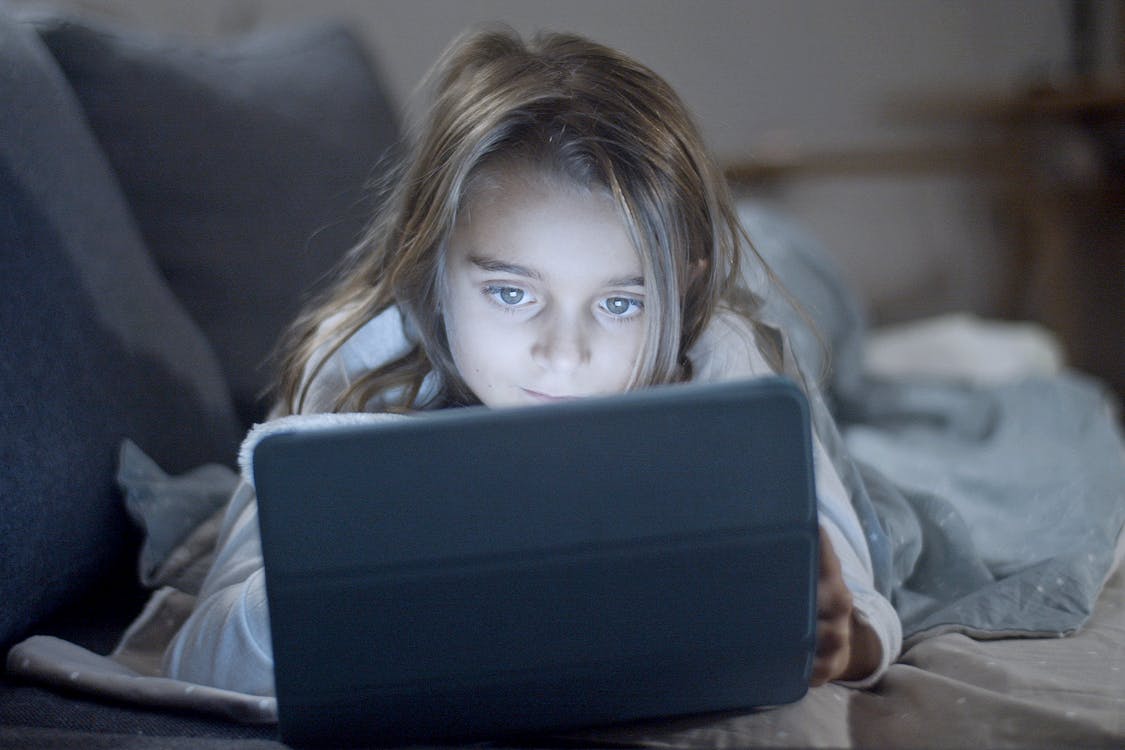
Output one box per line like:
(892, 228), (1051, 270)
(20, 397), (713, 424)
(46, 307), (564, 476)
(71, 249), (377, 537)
(270, 26), (778, 416)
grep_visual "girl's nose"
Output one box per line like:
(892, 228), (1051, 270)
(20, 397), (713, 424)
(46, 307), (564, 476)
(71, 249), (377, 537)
(532, 312), (590, 374)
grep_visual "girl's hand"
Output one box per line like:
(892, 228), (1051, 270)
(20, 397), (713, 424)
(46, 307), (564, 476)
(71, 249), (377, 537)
(810, 526), (882, 686)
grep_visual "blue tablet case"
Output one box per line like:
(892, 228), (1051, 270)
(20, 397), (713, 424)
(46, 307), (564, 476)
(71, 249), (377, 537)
(253, 377), (818, 746)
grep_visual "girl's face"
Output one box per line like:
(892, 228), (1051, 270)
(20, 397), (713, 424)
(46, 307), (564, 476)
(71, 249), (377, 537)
(441, 173), (646, 407)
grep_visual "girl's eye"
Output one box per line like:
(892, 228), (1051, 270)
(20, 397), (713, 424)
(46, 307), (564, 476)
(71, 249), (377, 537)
(497, 287), (524, 305)
(484, 285), (530, 307)
(603, 297), (643, 318)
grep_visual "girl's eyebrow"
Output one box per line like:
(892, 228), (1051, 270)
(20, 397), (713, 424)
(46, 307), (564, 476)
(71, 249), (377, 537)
(606, 275), (645, 288)
(469, 255), (541, 280)
(469, 255), (644, 288)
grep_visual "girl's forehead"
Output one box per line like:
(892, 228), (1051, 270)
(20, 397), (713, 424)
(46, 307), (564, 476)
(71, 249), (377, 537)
(450, 174), (643, 280)
(459, 169), (621, 233)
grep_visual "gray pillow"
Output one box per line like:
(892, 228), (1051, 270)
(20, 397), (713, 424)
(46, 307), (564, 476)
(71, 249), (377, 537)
(0, 11), (240, 650)
(31, 13), (401, 426)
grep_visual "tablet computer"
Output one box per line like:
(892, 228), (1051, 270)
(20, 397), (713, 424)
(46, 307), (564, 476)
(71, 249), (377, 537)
(252, 376), (818, 746)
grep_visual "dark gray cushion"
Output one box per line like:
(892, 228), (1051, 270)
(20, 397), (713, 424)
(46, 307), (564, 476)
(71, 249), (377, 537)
(0, 10), (240, 651)
(30, 14), (400, 425)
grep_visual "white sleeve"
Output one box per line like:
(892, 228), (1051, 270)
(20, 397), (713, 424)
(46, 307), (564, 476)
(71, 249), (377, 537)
(166, 306), (428, 694)
(162, 478), (275, 696)
(812, 434), (902, 687)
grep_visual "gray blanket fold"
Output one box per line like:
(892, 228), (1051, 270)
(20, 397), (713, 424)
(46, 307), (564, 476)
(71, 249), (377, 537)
(843, 373), (1125, 644)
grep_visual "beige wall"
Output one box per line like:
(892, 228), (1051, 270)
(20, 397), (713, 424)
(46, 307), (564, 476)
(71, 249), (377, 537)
(15, 0), (1080, 322)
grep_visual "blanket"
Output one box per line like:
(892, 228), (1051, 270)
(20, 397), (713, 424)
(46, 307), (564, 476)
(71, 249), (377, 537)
(738, 203), (1125, 642)
(845, 372), (1125, 644)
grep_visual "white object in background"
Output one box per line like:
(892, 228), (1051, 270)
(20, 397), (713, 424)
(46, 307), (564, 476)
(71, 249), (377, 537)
(864, 313), (1066, 383)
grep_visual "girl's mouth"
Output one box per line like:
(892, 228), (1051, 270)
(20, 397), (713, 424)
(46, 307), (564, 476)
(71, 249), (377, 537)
(522, 388), (580, 402)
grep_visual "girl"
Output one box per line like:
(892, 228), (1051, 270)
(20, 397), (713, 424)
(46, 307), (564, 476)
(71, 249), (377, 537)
(165, 26), (900, 698)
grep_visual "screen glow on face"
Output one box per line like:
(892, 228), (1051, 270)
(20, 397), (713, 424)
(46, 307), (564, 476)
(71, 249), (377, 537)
(441, 176), (646, 407)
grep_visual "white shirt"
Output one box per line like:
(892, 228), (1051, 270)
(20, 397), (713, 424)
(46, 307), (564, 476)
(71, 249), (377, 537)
(164, 306), (901, 694)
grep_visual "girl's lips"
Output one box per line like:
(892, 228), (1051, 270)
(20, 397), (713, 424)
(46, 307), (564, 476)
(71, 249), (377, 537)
(522, 388), (580, 402)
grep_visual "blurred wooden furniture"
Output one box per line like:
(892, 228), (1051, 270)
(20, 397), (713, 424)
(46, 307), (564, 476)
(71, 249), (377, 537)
(987, 82), (1124, 402)
(724, 81), (1125, 401)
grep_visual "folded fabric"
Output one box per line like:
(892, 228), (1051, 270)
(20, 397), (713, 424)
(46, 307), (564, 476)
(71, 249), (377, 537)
(8, 602), (277, 724)
(117, 439), (239, 592)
